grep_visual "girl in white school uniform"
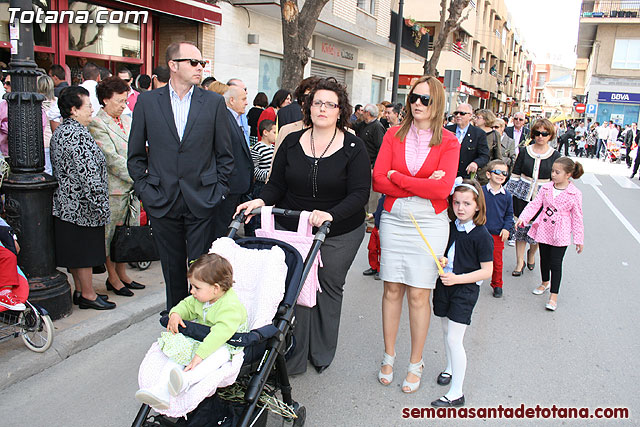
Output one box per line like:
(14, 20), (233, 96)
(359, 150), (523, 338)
(432, 179), (493, 407)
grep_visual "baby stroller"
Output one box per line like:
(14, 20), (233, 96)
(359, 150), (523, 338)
(132, 208), (330, 427)
(0, 230), (54, 353)
(604, 140), (622, 163)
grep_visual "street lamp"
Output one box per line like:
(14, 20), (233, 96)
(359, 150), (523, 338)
(479, 58), (487, 73)
(1, 0), (71, 319)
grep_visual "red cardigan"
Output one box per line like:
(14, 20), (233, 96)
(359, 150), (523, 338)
(372, 126), (460, 214)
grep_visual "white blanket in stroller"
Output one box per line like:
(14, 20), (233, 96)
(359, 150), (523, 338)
(137, 237), (287, 418)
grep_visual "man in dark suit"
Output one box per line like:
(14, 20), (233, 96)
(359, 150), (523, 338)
(625, 122), (637, 169)
(128, 41), (234, 309)
(504, 111), (530, 146)
(212, 84), (253, 239)
(445, 103), (489, 178)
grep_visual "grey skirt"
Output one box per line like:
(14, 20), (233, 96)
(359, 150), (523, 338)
(379, 196), (449, 289)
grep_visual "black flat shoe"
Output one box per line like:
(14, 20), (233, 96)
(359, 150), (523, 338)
(437, 372), (451, 386)
(122, 280), (146, 290)
(73, 291), (109, 305)
(362, 268), (378, 276)
(314, 365), (329, 374)
(431, 395), (465, 407)
(78, 295), (116, 310)
(493, 287), (503, 298)
(106, 279), (134, 296)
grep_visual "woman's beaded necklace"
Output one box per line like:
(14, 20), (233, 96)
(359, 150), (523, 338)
(309, 128), (338, 198)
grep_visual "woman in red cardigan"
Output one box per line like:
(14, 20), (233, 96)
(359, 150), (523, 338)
(372, 76), (459, 393)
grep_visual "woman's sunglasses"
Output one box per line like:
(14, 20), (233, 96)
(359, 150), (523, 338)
(531, 130), (550, 137)
(409, 93), (431, 106)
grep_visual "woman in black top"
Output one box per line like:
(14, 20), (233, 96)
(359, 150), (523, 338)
(236, 78), (371, 375)
(247, 92), (268, 144)
(506, 119), (561, 276)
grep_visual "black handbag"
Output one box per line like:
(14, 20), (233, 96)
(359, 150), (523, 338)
(110, 201), (160, 263)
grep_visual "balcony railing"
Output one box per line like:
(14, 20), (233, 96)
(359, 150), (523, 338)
(446, 43), (471, 61)
(580, 1), (640, 18)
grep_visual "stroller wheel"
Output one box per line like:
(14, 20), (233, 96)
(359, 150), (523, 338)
(292, 403), (306, 426)
(137, 261), (152, 270)
(19, 304), (54, 352)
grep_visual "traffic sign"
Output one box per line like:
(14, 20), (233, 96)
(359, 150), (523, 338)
(586, 103), (597, 115)
(575, 103), (586, 114)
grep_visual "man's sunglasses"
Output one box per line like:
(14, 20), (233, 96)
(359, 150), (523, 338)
(531, 130), (550, 137)
(513, 117), (525, 121)
(453, 111), (470, 116)
(490, 169), (509, 176)
(409, 93), (431, 106)
(171, 58), (207, 67)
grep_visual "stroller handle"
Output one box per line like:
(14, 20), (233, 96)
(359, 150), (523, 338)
(229, 207), (331, 240)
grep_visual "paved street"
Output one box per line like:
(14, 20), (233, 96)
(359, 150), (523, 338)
(1, 158), (638, 426)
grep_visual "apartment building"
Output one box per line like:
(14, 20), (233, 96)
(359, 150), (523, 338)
(528, 64), (575, 118)
(398, 0), (532, 115)
(577, 0), (640, 126)
(216, 0), (402, 104)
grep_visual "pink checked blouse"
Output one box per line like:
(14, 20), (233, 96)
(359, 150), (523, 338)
(405, 124), (432, 176)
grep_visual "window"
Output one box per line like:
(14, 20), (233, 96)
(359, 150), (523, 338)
(0, 1), (52, 47)
(258, 54), (282, 101)
(555, 89), (564, 98)
(536, 92), (544, 103)
(371, 76), (384, 103)
(68, 1), (141, 58)
(612, 39), (640, 70)
(357, 0), (375, 15)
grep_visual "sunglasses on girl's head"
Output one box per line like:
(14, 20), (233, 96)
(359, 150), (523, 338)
(531, 130), (550, 137)
(409, 93), (431, 106)
(172, 58), (207, 68)
(490, 169), (509, 176)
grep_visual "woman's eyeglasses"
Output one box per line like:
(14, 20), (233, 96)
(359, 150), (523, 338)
(171, 58), (207, 68)
(490, 170), (509, 176)
(531, 130), (550, 137)
(311, 100), (339, 109)
(491, 125), (501, 129)
(409, 93), (431, 106)
(3, 81), (10, 87)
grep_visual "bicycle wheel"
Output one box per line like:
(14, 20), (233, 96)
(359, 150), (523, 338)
(20, 304), (54, 352)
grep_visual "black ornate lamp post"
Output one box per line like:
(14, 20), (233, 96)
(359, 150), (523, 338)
(2, 0), (71, 319)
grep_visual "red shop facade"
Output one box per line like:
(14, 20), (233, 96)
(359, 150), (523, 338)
(0, 0), (221, 82)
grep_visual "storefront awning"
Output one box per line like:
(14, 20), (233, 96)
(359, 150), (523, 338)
(118, 0), (222, 24)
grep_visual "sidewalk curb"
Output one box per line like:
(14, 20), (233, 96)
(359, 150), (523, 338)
(0, 290), (164, 391)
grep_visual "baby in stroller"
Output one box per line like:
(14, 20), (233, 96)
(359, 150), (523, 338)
(135, 253), (248, 411)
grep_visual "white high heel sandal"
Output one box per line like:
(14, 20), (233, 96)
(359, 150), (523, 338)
(378, 352), (395, 385)
(402, 359), (424, 393)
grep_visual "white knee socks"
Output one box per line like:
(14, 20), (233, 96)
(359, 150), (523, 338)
(442, 318), (467, 400)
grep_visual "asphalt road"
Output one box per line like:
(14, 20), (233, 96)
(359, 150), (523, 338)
(1, 158), (638, 426)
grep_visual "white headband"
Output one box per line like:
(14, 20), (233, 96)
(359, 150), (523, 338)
(450, 176), (479, 195)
